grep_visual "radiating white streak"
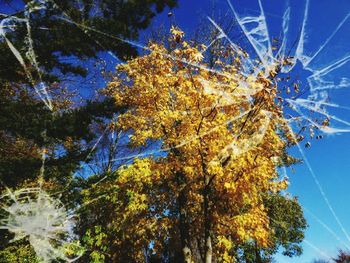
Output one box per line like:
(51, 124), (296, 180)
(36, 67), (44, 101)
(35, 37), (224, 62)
(0, 188), (83, 262)
(200, 77), (263, 100)
(304, 207), (350, 250)
(279, 166), (348, 251)
(242, 7), (285, 19)
(309, 77), (350, 92)
(56, 14), (242, 82)
(295, 0), (310, 67)
(56, 8), (271, 109)
(0, 20), (26, 66)
(287, 100), (350, 134)
(285, 120), (350, 243)
(0, 6), (53, 110)
(257, 0), (273, 57)
(206, 16), (242, 54)
(277, 6), (290, 60)
(218, 110), (272, 163)
(305, 13), (350, 67)
(308, 54), (350, 78)
(304, 239), (332, 259)
(287, 98), (350, 128)
(89, 108), (254, 166)
(226, 0), (275, 67)
(206, 16), (257, 74)
(289, 98), (350, 111)
(281, 190), (348, 250)
(200, 37), (219, 55)
(268, 208), (333, 261)
(84, 124), (110, 162)
(24, 8), (52, 110)
(53, 0), (236, 81)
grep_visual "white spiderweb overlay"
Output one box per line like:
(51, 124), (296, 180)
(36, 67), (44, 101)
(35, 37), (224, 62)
(1, 0), (350, 261)
(211, 0), (350, 260)
(0, 147), (84, 262)
(0, 187), (83, 262)
(0, 0), (53, 110)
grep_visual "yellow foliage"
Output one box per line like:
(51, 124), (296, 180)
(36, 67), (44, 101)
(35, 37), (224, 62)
(102, 27), (294, 261)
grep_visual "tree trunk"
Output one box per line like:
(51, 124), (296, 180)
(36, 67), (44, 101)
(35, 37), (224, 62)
(204, 175), (212, 263)
(183, 245), (193, 263)
(205, 235), (212, 263)
(178, 184), (192, 263)
(255, 242), (262, 263)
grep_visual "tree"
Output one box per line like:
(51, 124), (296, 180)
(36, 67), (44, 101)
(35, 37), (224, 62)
(333, 250), (350, 263)
(0, 85), (123, 187)
(0, 0), (178, 187)
(0, 2), (178, 260)
(234, 193), (307, 262)
(0, 0), (178, 85)
(0, 91), (126, 262)
(313, 250), (350, 263)
(0, 238), (39, 263)
(85, 27), (299, 262)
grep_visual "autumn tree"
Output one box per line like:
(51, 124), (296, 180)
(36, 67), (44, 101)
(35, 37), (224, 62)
(82, 27), (300, 262)
(234, 193), (307, 262)
(313, 250), (350, 263)
(333, 250), (350, 263)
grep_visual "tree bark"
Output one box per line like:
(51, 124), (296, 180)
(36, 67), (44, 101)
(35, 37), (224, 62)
(183, 245), (193, 263)
(178, 182), (192, 263)
(255, 242), (262, 263)
(204, 175), (212, 263)
(205, 235), (212, 263)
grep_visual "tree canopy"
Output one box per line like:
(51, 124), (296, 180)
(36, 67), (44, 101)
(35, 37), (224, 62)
(0, 0), (177, 84)
(0, 1), (313, 261)
(0, 0), (177, 187)
(76, 27), (303, 262)
(0, 1), (177, 261)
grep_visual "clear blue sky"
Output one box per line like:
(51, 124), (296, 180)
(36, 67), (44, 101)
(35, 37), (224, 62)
(144, 0), (350, 262)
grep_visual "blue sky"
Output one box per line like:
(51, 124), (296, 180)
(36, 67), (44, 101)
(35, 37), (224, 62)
(144, 0), (350, 262)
